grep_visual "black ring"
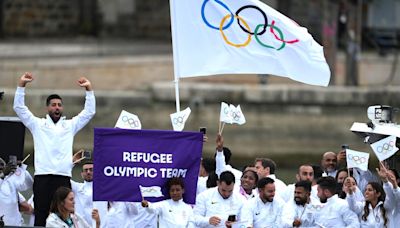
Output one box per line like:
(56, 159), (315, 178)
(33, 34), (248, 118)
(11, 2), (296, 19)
(236, 5), (268, 35)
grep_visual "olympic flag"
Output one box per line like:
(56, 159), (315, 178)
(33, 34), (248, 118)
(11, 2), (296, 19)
(346, 149), (369, 171)
(115, 110), (142, 130)
(370, 135), (399, 161)
(169, 0), (330, 86)
(170, 107), (191, 131)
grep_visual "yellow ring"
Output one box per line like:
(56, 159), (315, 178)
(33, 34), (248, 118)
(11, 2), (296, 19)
(219, 14), (251, 48)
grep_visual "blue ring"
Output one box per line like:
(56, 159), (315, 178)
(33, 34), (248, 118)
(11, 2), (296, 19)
(201, 0), (234, 30)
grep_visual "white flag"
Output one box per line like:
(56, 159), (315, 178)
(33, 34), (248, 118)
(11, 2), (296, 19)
(170, 107), (191, 131)
(229, 104), (246, 125)
(370, 135), (399, 161)
(115, 110), (142, 130)
(170, 0), (330, 86)
(232, 221), (248, 228)
(139, 185), (164, 198)
(346, 149), (369, 171)
(220, 102), (232, 124)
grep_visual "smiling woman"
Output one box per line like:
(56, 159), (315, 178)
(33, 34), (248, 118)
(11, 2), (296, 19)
(46, 186), (97, 228)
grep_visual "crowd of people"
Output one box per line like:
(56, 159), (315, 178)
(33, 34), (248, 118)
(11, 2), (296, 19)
(1, 72), (400, 227)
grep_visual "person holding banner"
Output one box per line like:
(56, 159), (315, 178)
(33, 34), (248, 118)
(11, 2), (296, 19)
(191, 170), (246, 228)
(13, 72), (96, 226)
(141, 177), (193, 228)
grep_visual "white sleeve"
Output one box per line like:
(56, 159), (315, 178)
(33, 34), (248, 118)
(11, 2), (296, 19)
(340, 202), (360, 228)
(145, 201), (163, 215)
(280, 203), (296, 228)
(383, 182), (396, 212)
(70, 180), (81, 192)
(125, 202), (139, 216)
(192, 192), (211, 227)
(215, 150), (227, 177)
(71, 91), (96, 134)
(346, 193), (364, 215)
(13, 87), (38, 130)
(239, 202), (254, 228)
(10, 164), (33, 192)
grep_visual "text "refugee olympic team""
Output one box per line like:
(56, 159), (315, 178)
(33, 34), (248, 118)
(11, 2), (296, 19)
(103, 151), (188, 178)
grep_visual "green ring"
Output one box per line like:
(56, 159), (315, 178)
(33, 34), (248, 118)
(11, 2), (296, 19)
(254, 24), (286, 50)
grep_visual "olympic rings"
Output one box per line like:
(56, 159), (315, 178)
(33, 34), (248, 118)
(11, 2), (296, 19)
(254, 24), (285, 50)
(231, 111), (241, 121)
(311, 205), (324, 211)
(377, 141), (395, 154)
(142, 188), (158, 193)
(223, 107), (230, 114)
(347, 154), (367, 165)
(270, 20), (299, 44)
(201, 0), (233, 30)
(122, 116), (140, 128)
(201, 0), (299, 50)
(173, 115), (186, 126)
(220, 14), (251, 48)
(236, 5), (268, 35)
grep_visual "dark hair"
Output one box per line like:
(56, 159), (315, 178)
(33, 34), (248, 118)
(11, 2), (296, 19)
(241, 169), (259, 185)
(222, 147), (232, 164)
(257, 177), (274, 189)
(214, 147), (232, 164)
(298, 164), (313, 174)
(316, 176), (337, 194)
(335, 168), (353, 182)
(167, 177), (184, 190)
(82, 161), (93, 166)
(219, 171), (235, 185)
(202, 158), (216, 174)
(206, 172), (218, 188)
(49, 187), (72, 215)
(362, 182), (388, 227)
(312, 165), (323, 180)
(255, 158), (276, 174)
(295, 180), (312, 192)
(46, 94), (62, 106)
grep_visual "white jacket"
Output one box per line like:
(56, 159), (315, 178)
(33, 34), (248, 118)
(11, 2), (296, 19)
(241, 195), (285, 228)
(315, 194), (360, 228)
(146, 199), (193, 228)
(0, 164), (33, 226)
(45, 212), (90, 228)
(101, 202), (138, 228)
(281, 199), (320, 228)
(191, 187), (246, 227)
(71, 180), (93, 226)
(14, 87), (96, 177)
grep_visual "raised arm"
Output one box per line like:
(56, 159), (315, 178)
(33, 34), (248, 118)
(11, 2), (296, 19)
(13, 72), (37, 129)
(71, 77), (96, 134)
(344, 177), (364, 215)
(77, 77), (93, 91)
(215, 134), (227, 177)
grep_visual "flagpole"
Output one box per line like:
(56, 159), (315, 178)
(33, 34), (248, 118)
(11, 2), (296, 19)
(169, 0), (181, 112)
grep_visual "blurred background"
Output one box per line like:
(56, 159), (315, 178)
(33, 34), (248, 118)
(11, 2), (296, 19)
(1, 0), (400, 183)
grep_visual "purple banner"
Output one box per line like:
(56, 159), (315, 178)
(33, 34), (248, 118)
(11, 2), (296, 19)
(93, 128), (203, 204)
